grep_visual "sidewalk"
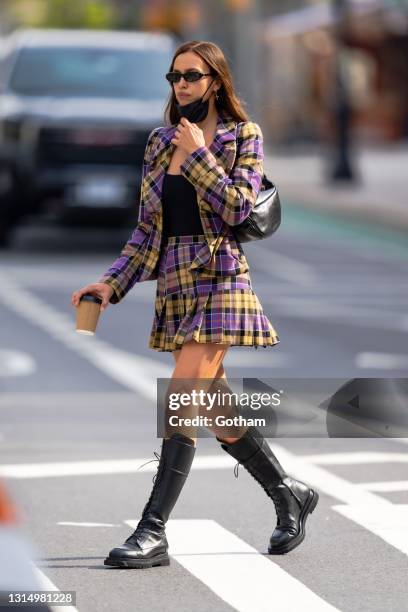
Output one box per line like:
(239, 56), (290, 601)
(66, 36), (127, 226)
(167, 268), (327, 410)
(264, 144), (408, 234)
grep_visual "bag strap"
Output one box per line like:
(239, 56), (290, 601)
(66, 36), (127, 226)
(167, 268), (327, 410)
(234, 120), (269, 189)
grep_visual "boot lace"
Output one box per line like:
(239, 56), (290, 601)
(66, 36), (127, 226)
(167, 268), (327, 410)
(135, 451), (165, 533)
(126, 517), (162, 544)
(234, 461), (241, 478)
(137, 451), (161, 483)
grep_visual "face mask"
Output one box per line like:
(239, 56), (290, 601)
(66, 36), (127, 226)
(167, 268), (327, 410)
(175, 78), (216, 123)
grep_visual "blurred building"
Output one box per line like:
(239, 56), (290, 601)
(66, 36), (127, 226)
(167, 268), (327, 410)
(259, 0), (408, 144)
(139, 0), (408, 144)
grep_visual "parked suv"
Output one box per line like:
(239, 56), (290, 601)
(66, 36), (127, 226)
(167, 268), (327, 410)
(0, 28), (176, 247)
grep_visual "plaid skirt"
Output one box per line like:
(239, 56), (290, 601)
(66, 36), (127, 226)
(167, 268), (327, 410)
(149, 234), (280, 352)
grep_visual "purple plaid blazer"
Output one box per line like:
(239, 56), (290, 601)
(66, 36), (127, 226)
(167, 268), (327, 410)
(99, 111), (264, 304)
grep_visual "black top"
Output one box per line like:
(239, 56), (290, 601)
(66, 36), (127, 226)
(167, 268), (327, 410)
(162, 173), (204, 238)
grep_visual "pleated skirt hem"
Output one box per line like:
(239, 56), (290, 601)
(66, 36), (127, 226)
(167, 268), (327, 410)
(149, 288), (280, 353)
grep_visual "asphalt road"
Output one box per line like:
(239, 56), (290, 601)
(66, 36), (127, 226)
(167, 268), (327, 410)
(0, 209), (407, 612)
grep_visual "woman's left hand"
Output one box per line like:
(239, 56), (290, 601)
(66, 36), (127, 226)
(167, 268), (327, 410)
(171, 117), (206, 156)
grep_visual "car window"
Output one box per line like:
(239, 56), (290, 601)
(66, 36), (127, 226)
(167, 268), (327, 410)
(8, 46), (172, 98)
(0, 50), (16, 91)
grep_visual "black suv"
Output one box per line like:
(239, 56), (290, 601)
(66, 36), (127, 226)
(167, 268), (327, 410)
(0, 28), (176, 247)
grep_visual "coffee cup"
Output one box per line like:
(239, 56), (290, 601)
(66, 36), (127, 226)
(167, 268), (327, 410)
(76, 294), (102, 335)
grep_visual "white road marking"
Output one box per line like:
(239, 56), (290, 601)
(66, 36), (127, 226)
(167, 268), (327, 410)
(31, 564), (79, 612)
(355, 352), (408, 369)
(125, 518), (340, 612)
(0, 271), (171, 400)
(0, 454), (235, 479)
(2, 450), (407, 479)
(332, 503), (408, 555)
(0, 350), (36, 377)
(357, 480), (408, 492)
(57, 521), (120, 527)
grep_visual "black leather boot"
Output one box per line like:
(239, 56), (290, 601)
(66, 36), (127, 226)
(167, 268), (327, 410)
(104, 432), (196, 568)
(217, 426), (319, 555)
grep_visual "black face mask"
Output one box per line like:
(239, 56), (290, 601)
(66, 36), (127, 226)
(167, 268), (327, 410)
(175, 78), (216, 123)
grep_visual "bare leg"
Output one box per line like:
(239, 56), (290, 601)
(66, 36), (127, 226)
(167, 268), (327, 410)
(167, 340), (230, 444)
(171, 349), (247, 443)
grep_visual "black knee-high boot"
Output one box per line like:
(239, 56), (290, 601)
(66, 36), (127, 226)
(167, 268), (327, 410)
(104, 432), (196, 568)
(217, 426), (319, 554)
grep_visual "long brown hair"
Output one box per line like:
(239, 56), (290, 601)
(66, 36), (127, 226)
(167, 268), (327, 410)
(164, 40), (250, 126)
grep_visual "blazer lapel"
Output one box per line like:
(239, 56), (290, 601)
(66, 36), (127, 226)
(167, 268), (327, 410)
(145, 112), (237, 217)
(143, 111), (238, 272)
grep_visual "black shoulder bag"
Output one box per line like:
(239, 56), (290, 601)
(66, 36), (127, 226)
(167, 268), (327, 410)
(232, 126), (281, 243)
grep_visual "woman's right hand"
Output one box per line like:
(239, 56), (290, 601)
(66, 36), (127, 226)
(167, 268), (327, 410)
(71, 283), (114, 313)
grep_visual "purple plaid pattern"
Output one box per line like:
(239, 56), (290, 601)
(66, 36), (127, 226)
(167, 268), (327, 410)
(149, 234), (280, 352)
(179, 121), (263, 227)
(98, 112), (265, 304)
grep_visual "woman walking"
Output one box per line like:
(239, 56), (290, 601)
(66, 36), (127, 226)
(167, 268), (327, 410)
(71, 40), (318, 569)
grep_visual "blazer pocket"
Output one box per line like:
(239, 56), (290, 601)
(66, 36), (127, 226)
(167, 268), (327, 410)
(201, 242), (249, 276)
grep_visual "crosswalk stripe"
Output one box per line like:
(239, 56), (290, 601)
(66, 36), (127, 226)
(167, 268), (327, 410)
(57, 521), (120, 527)
(0, 455), (235, 478)
(125, 518), (340, 612)
(332, 504), (408, 556)
(357, 480), (408, 492)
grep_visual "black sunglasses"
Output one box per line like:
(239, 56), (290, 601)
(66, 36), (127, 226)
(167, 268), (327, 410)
(165, 70), (213, 84)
